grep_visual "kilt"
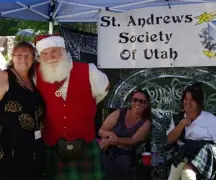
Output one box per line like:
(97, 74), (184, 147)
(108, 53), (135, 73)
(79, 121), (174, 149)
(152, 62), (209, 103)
(172, 139), (216, 179)
(46, 140), (104, 180)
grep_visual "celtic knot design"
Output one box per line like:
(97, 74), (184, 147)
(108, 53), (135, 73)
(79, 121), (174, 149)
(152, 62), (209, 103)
(18, 113), (35, 130)
(5, 101), (22, 112)
(61, 28), (97, 61)
(36, 106), (43, 117)
(108, 68), (216, 116)
(0, 148), (4, 159)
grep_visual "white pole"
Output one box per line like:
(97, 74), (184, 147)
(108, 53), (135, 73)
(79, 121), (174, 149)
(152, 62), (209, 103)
(49, 21), (53, 34)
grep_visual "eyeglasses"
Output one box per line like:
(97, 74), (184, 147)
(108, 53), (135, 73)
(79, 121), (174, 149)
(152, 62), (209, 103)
(132, 98), (148, 104)
(13, 54), (33, 59)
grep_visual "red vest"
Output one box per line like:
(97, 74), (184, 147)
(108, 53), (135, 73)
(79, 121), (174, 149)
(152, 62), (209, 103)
(36, 62), (97, 146)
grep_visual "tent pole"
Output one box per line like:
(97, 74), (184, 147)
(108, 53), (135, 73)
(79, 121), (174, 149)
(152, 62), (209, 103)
(111, 0), (157, 9)
(49, 21), (53, 34)
(56, 9), (98, 19)
(48, 0), (55, 35)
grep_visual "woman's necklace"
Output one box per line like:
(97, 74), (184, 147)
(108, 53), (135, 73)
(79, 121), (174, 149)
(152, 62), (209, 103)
(11, 69), (33, 91)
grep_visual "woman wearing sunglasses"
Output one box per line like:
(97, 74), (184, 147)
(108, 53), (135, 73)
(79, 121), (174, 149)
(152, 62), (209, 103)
(167, 82), (216, 180)
(99, 89), (152, 180)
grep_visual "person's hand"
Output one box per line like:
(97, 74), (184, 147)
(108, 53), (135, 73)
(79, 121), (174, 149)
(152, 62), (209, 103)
(99, 138), (110, 151)
(109, 132), (119, 145)
(181, 117), (192, 127)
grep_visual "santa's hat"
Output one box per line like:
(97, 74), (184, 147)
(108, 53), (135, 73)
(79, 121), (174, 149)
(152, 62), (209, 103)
(35, 35), (65, 54)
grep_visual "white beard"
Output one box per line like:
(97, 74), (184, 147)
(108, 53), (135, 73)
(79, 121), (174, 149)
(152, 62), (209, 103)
(39, 52), (72, 83)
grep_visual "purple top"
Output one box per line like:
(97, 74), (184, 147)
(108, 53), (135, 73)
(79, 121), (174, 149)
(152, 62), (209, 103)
(110, 108), (145, 154)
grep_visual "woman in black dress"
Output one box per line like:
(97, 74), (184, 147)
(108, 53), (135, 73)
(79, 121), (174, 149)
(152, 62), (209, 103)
(0, 41), (46, 180)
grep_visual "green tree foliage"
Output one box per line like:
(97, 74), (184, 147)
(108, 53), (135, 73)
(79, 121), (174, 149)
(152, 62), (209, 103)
(11, 20), (49, 34)
(0, 18), (49, 35)
(0, 18), (97, 36)
(62, 22), (97, 34)
(0, 18), (18, 35)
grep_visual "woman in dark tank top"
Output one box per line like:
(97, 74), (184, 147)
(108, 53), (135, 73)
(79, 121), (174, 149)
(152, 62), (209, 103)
(0, 42), (46, 180)
(99, 89), (152, 180)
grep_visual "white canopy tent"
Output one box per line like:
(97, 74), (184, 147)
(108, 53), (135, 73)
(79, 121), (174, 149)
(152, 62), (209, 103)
(0, 0), (215, 33)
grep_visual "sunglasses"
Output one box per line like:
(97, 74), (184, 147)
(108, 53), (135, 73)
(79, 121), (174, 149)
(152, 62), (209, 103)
(132, 98), (148, 104)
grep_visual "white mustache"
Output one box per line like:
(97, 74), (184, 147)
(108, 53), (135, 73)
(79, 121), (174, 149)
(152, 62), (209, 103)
(46, 59), (58, 64)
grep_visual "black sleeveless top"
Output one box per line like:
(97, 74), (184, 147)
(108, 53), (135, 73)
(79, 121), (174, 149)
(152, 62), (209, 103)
(0, 69), (46, 177)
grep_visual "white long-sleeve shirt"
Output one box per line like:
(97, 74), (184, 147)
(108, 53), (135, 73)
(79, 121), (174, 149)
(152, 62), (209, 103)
(167, 111), (216, 143)
(35, 62), (109, 104)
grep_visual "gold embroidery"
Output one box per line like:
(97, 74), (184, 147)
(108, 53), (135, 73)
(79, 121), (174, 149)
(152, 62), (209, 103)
(19, 113), (35, 130)
(33, 152), (36, 162)
(0, 148), (4, 159)
(40, 122), (44, 131)
(12, 148), (14, 159)
(5, 101), (22, 112)
(36, 106), (43, 117)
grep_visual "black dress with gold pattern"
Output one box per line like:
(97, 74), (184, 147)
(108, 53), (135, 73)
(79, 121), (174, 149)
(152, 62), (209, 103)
(0, 69), (46, 180)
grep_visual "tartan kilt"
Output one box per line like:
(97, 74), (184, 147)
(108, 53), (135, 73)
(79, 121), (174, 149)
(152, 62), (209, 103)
(46, 140), (104, 180)
(172, 141), (216, 180)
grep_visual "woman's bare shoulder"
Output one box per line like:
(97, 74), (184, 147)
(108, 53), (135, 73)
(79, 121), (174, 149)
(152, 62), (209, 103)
(0, 69), (9, 100)
(0, 69), (8, 81)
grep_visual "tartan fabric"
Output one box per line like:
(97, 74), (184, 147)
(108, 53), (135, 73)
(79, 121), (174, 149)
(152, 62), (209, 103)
(172, 140), (216, 179)
(46, 140), (104, 180)
(191, 144), (216, 179)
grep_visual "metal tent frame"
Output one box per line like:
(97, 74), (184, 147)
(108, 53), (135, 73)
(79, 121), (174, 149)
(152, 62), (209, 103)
(0, 0), (215, 34)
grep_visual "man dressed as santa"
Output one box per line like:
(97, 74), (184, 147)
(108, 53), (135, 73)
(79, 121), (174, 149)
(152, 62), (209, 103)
(35, 36), (109, 180)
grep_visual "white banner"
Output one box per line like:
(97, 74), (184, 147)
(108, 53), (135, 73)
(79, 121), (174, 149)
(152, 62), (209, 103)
(97, 3), (216, 68)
